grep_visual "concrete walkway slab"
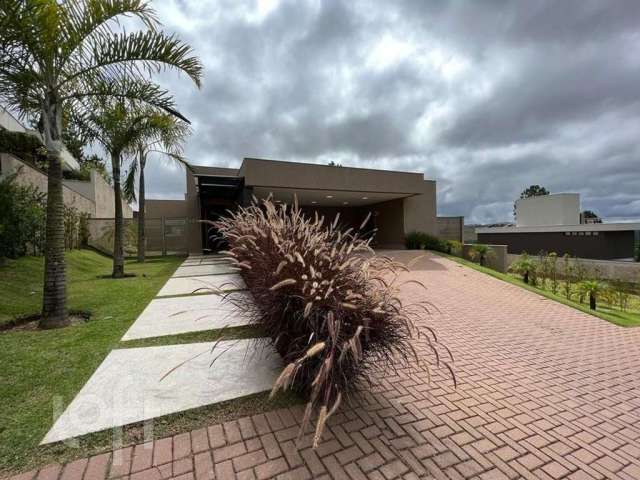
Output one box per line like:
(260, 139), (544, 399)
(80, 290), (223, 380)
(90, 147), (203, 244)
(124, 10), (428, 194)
(42, 340), (280, 444)
(172, 263), (240, 277)
(121, 293), (253, 340)
(181, 256), (233, 266)
(156, 274), (245, 297)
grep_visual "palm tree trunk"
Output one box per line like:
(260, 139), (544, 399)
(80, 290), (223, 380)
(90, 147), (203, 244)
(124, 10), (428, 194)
(111, 151), (125, 278)
(589, 293), (596, 310)
(137, 152), (146, 262)
(40, 96), (68, 329)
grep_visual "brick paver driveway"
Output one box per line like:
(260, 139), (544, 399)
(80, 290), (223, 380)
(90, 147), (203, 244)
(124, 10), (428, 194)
(9, 253), (640, 479)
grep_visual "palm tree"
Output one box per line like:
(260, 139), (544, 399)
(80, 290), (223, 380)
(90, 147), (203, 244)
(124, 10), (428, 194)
(578, 280), (604, 310)
(508, 253), (537, 284)
(0, 1), (202, 327)
(86, 102), (180, 276)
(469, 244), (492, 267)
(123, 114), (191, 262)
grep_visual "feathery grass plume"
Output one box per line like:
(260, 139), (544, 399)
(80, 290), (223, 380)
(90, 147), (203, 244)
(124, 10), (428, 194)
(209, 198), (454, 447)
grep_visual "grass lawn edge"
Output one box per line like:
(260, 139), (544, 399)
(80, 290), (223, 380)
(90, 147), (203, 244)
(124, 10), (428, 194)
(431, 250), (640, 328)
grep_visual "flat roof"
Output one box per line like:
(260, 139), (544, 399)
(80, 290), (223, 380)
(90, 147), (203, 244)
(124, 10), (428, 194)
(476, 223), (640, 234)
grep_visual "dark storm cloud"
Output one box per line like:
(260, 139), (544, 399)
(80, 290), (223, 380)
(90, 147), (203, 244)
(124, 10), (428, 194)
(144, 0), (640, 223)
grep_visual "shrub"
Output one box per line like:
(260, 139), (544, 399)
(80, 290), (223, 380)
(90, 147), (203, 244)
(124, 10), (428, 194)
(508, 253), (537, 284)
(606, 280), (630, 311)
(447, 240), (463, 257)
(0, 170), (85, 258)
(214, 199), (454, 447)
(0, 171), (46, 258)
(562, 254), (574, 300)
(548, 252), (559, 294)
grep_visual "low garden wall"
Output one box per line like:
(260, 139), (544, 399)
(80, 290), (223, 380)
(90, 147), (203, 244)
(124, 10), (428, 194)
(507, 253), (640, 282)
(463, 244), (508, 273)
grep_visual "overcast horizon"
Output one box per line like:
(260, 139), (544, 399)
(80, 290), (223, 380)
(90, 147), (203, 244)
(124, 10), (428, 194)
(133, 0), (640, 224)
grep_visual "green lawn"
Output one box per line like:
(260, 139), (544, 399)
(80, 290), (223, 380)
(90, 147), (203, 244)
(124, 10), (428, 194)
(0, 250), (183, 474)
(435, 252), (640, 327)
(0, 250), (299, 475)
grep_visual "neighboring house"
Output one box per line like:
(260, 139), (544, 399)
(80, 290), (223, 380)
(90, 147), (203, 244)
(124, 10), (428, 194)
(477, 193), (639, 260)
(0, 107), (132, 219)
(146, 157), (460, 254)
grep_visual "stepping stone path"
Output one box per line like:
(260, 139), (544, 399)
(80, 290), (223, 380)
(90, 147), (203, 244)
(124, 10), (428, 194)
(42, 340), (281, 444)
(121, 293), (252, 341)
(42, 255), (277, 445)
(156, 274), (246, 297)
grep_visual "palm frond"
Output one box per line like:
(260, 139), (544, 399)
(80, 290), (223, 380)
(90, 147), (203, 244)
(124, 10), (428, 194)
(63, 29), (203, 89)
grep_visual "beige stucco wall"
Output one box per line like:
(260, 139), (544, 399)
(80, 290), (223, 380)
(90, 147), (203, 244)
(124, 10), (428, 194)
(403, 180), (437, 237)
(1, 153), (94, 215)
(145, 199), (188, 218)
(516, 193), (580, 227)
(437, 216), (464, 242)
(0, 153), (132, 218)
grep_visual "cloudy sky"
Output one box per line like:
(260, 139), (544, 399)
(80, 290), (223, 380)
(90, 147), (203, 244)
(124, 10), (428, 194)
(142, 0), (640, 224)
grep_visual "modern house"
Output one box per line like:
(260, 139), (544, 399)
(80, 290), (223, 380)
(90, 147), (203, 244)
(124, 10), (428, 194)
(146, 157), (459, 254)
(0, 107), (132, 219)
(477, 193), (639, 260)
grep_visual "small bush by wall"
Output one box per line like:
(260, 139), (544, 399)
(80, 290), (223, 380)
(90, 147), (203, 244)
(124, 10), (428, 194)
(0, 171), (85, 259)
(405, 231), (448, 251)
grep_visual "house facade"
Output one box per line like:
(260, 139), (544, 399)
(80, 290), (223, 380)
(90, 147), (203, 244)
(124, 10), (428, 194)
(146, 157), (445, 254)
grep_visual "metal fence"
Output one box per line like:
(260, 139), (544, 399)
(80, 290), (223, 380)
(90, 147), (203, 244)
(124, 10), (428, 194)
(87, 217), (189, 257)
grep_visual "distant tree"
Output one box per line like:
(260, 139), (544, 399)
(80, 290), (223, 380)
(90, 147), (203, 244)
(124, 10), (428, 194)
(582, 210), (602, 223)
(328, 161), (343, 167)
(514, 185), (550, 219)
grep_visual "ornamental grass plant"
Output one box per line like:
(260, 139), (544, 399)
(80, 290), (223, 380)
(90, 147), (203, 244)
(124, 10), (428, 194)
(211, 197), (454, 447)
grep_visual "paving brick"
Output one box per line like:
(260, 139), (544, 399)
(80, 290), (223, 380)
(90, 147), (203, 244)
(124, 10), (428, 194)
(223, 421), (242, 444)
(152, 438), (172, 467)
(190, 429), (210, 453)
(173, 433), (192, 460)
(232, 450), (267, 472)
(129, 467), (162, 480)
(59, 459), (87, 480)
(254, 458), (288, 480)
(213, 442), (247, 463)
(259, 433), (282, 460)
(193, 452), (214, 480)
(172, 458), (193, 477)
(207, 424), (226, 450)
(130, 443), (153, 473)
(84, 454), (111, 480)
(213, 460), (233, 480)
(109, 447), (133, 478)
(36, 465), (61, 480)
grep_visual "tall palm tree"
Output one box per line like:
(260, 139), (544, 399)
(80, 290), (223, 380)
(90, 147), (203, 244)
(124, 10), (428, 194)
(0, 1), (202, 328)
(123, 114), (191, 262)
(86, 102), (179, 277)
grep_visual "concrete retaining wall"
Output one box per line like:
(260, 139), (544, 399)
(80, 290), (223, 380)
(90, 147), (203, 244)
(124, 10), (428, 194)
(0, 153), (132, 218)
